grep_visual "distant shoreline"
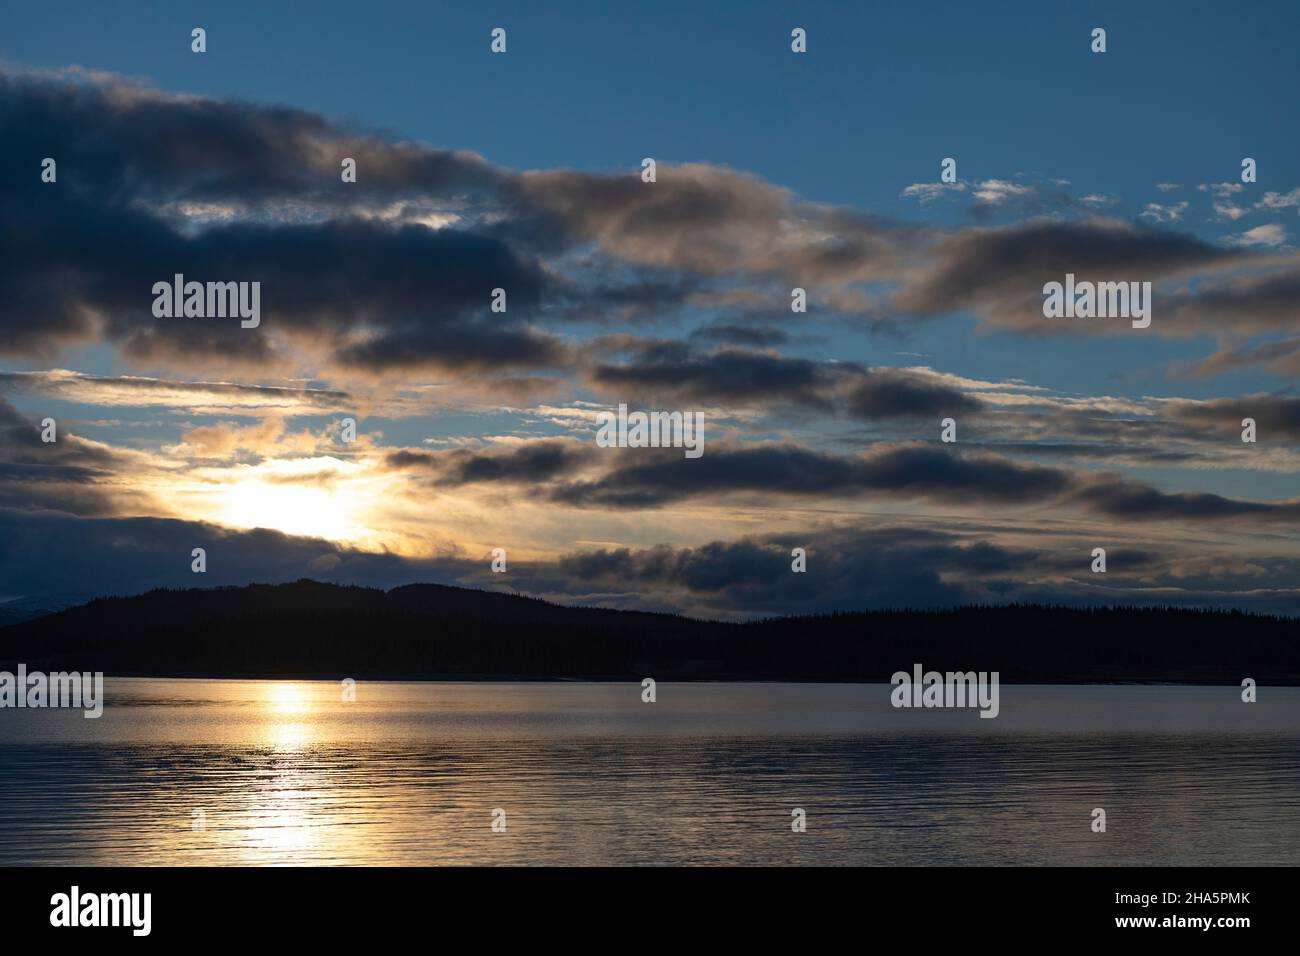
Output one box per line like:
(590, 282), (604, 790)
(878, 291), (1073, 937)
(5, 580), (1298, 686)
(62, 673), (1300, 687)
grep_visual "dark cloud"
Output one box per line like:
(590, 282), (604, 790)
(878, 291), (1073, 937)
(0, 508), (1068, 617)
(386, 440), (593, 485)
(591, 347), (838, 408)
(544, 272), (700, 326)
(1164, 394), (1300, 440)
(893, 219), (1243, 330)
(6, 65), (1292, 387)
(332, 317), (567, 375)
(3, 178), (556, 369)
(1071, 478), (1300, 520)
(542, 438), (1300, 526)
(0, 68), (507, 209)
(0, 69), (560, 374)
(0, 507), (457, 606)
(0, 397), (126, 515)
(549, 530), (980, 615)
(4, 508), (1297, 620)
(591, 345), (980, 420)
(1159, 261), (1300, 336)
(520, 164), (910, 286)
(550, 443), (1074, 508)
(843, 369), (982, 418)
(1181, 337), (1300, 377)
(0, 68), (913, 377)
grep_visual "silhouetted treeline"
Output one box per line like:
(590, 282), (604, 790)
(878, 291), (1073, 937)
(0, 605), (49, 629)
(1, 579), (1297, 683)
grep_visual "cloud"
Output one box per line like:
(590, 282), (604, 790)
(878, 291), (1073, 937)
(900, 181), (967, 203)
(1157, 258), (1300, 335)
(588, 344), (984, 421)
(1198, 182), (1249, 221)
(7, 63), (1300, 376)
(1180, 338), (1300, 377)
(386, 439), (595, 485)
(1223, 224), (1287, 249)
(539, 438), (1300, 527)
(891, 218), (1240, 330)
(1139, 201), (1188, 223)
(1257, 188), (1300, 212)
(549, 443), (1075, 509)
(3, 506), (1297, 619)
(1163, 393), (1300, 440)
(972, 179), (1034, 204)
(0, 369), (352, 414)
(0, 396), (139, 516)
(0, 66), (508, 213)
(1069, 479), (1300, 521)
(0, 65), (921, 380)
(590, 346), (839, 409)
(0, 68), (604, 378)
(904, 176), (1110, 219)
(842, 370), (982, 419)
(549, 528), (992, 615)
(4, 63), (1299, 623)
(166, 417), (325, 459)
(520, 162), (912, 288)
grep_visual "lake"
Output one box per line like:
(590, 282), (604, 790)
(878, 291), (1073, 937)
(1, 679), (1297, 865)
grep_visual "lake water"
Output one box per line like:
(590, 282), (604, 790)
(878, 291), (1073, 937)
(1, 679), (1297, 865)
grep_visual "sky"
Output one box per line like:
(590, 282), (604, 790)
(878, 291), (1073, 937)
(2, 1), (1299, 618)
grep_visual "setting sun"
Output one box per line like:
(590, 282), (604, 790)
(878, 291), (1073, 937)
(186, 456), (392, 544)
(222, 480), (355, 540)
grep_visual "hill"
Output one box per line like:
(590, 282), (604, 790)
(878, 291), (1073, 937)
(1, 579), (1297, 682)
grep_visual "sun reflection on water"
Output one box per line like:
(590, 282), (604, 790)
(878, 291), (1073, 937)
(267, 682), (310, 716)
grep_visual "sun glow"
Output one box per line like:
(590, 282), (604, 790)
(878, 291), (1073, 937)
(194, 456), (387, 544)
(221, 479), (360, 540)
(163, 450), (547, 560)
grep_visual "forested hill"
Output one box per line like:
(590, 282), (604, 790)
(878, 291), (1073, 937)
(1, 579), (1297, 683)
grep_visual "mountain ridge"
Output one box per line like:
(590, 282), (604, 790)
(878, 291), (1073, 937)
(2, 578), (1297, 683)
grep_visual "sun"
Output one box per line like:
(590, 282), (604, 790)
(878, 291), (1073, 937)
(199, 456), (383, 544)
(168, 455), (418, 554)
(221, 479), (358, 540)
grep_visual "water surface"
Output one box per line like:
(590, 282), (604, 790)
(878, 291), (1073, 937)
(1, 679), (1297, 865)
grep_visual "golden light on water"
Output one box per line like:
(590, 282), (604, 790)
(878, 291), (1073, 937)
(263, 683), (315, 751)
(267, 682), (310, 716)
